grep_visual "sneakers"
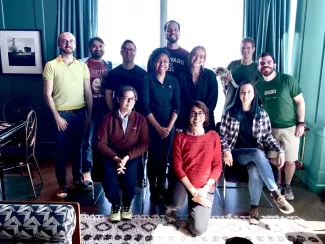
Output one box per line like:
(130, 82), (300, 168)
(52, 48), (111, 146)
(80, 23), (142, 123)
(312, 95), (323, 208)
(73, 180), (90, 191)
(121, 204), (133, 220)
(271, 190), (294, 214)
(109, 205), (121, 222)
(284, 185), (294, 200)
(165, 209), (177, 223)
(57, 186), (67, 198)
(249, 207), (260, 225)
(82, 172), (93, 191)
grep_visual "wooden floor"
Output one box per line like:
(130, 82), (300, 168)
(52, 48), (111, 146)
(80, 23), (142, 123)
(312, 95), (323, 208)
(2, 160), (325, 242)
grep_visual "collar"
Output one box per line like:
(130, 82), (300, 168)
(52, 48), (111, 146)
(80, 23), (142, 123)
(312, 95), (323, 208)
(117, 109), (132, 119)
(56, 55), (77, 64)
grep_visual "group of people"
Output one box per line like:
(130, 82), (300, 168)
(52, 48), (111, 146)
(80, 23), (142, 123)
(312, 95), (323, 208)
(43, 19), (305, 236)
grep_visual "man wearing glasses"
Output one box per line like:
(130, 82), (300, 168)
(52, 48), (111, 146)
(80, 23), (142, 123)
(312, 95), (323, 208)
(43, 32), (93, 198)
(104, 39), (147, 187)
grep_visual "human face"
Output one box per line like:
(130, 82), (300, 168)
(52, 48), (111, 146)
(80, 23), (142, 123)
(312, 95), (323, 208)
(121, 43), (136, 62)
(118, 90), (136, 112)
(189, 106), (206, 128)
(154, 53), (169, 75)
(240, 42), (255, 60)
(165, 22), (180, 44)
(89, 40), (105, 59)
(191, 48), (206, 68)
(58, 32), (76, 54)
(239, 84), (254, 106)
(258, 55), (276, 77)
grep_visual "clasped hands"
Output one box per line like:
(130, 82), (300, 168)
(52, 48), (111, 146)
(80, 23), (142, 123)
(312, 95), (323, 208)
(157, 126), (172, 139)
(114, 155), (129, 174)
(191, 185), (212, 208)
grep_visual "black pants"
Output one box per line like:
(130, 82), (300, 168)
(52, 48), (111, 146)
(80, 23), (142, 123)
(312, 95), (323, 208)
(147, 125), (174, 190)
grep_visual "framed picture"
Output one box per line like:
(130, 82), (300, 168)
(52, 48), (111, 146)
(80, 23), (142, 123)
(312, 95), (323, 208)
(0, 30), (43, 74)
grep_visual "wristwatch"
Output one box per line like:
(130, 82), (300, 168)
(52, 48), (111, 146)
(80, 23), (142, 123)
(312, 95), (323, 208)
(296, 122), (306, 127)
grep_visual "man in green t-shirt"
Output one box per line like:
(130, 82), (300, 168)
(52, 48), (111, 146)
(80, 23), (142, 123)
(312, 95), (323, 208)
(255, 52), (306, 201)
(223, 37), (262, 112)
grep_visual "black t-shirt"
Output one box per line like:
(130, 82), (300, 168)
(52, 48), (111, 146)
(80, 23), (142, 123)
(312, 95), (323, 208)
(104, 64), (147, 113)
(234, 112), (257, 149)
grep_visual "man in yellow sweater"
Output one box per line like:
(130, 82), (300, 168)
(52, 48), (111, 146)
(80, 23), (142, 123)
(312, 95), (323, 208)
(43, 32), (93, 198)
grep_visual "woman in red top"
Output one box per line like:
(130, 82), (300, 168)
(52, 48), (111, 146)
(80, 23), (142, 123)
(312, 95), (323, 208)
(165, 101), (222, 236)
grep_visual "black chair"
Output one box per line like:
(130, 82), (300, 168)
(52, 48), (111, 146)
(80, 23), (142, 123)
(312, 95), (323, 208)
(215, 122), (276, 208)
(2, 98), (32, 123)
(0, 110), (44, 200)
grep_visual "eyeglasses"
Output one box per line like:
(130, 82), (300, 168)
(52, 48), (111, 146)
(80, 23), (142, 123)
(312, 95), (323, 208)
(122, 96), (136, 102)
(121, 48), (136, 53)
(190, 111), (205, 117)
(60, 39), (75, 45)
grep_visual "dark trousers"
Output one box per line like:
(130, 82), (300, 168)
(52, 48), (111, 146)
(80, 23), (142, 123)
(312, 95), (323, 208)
(165, 176), (215, 236)
(102, 157), (141, 206)
(147, 125), (174, 190)
(54, 109), (86, 186)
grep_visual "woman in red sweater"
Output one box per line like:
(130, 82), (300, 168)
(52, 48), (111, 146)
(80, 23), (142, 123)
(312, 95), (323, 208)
(165, 101), (222, 236)
(97, 85), (149, 222)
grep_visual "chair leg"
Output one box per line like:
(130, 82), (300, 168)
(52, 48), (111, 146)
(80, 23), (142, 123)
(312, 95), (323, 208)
(223, 178), (226, 209)
(0, 166), (6, 200)
(26, 163), (37, 199)
(262, 190), (274, 208)
(93, 187), (104, 208)
(32, 154), (44, 184)
(215, 186), (224, 208)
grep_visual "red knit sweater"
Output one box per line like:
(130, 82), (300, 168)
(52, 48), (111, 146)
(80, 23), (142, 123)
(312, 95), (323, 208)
(173, 130), (222, 188)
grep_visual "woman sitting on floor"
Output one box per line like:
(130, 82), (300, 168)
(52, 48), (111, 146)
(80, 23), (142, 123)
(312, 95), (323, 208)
(219, 81), (294, 224)
(97, 85), (149, 222)
(164, 101), (222, 236)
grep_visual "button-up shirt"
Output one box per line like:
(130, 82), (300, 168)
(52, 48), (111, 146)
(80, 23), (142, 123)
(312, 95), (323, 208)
(118, 109), (131, 133)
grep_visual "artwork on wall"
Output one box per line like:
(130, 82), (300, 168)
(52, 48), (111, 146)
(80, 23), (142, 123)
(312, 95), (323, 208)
(0, 30), (43, 74)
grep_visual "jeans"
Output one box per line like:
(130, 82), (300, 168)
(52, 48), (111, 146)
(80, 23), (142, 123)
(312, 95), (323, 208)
(232, 148), (278, 205)
(165, 176), (214, 236)
(81, 119), (98, 173)
(54, 109), (86, 186)
(102, 157), (141, 206)
(147, 125), (174, 190)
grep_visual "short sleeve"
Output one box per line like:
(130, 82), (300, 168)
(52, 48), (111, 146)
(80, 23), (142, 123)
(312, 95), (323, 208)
(43, 62), (54, 80)
(288, 75), (302, 98)
(83, 64), (90, 80)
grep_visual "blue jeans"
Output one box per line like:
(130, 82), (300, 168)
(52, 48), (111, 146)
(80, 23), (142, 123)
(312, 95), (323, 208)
(54, 109), (86, 186)
(82, 119), (98, 173)
(102, 157), (141, 206)
(232, 148), (277, 205)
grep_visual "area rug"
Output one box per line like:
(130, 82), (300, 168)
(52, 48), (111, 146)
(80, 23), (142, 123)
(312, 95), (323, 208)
(80, 214), (323, 244)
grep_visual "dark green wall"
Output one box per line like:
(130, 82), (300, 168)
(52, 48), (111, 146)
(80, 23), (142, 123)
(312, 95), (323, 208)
(292, 0), (325, 193)
(0, 0), (58, 142)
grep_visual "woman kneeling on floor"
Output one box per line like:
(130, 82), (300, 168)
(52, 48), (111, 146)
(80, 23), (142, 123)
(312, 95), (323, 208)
(164, 101), (222, 236)
(97, 85), (149, 222)
(219, 81), (294, 224)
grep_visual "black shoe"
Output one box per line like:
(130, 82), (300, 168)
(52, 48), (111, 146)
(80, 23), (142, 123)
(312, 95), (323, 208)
(57, 185), (67, 198)
(73, 180), (89, 191)
(249, 208), (260, 225)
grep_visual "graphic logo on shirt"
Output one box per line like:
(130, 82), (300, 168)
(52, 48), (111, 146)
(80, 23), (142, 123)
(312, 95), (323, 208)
(168, 57), (185, 72)
(89, 67), (108, 94)
(132, 127), (137, 130)
(264, 89), (276, 95)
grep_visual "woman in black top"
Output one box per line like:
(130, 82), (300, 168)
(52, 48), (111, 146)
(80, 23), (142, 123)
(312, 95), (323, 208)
(142, 48), (181, 200)
(177, 46), (218, 131)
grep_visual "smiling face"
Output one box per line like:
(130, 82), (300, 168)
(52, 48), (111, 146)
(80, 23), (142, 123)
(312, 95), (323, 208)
(189, 106), (206, 128)
(258, 55), (276, 77)
(165, 22), (180, 44)
(58, 32), (76, 54)
(190, 48), (206, 68)
(117, 90), (136, 112)
(89, 40), (105, 59)
(120, 42), (136, 63)
(239, 83), (255, 106)
(240, 41), (255, 60)
(154, 53), (169, 75)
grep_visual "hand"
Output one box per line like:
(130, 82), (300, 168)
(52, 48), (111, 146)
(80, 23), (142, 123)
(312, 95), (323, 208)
(55, 115), (68, 131)
(295, 125), (305, 137)
(223, 73), (232, 83)
(157, 126), (169, 138)
(196, 185), (210, 199)
(84, 115), (92, 129)
(192, 192), (212, 208)
(277, 152), (285, 169)
(119, 155), (129, 168)
(117, 165), (126, 174)
(223, 151), (233, 166)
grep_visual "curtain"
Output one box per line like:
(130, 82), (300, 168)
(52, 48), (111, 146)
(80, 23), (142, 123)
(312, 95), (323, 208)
(56, 0), (98, 59)
(243, 0), (291, 73)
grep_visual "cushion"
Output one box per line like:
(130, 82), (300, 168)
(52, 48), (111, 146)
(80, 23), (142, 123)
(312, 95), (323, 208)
(0, 204), (76, 243)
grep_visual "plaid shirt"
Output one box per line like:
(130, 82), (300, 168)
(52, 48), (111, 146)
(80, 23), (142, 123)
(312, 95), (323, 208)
(219, 109), (282, 153)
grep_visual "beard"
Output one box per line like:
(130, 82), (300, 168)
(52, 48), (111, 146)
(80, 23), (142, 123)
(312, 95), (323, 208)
(60, 47), (74, 54)
(261, 67), (274, 77)
(166, 36), (179, 44)
(91, 52), (103, 59)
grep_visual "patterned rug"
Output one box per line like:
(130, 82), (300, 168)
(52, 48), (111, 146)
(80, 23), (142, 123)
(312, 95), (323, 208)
(80, 214), (323, 244)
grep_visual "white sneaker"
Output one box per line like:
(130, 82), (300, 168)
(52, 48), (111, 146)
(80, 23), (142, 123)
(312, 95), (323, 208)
(83, 172), (93, 191)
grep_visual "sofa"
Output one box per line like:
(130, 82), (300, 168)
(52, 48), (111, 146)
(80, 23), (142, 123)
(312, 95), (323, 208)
(0, 201), (81, 244)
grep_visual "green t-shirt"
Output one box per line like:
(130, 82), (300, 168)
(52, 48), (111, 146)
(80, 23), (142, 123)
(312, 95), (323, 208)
(224, 60), (262, 111)
(255, 73), (302, 128)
